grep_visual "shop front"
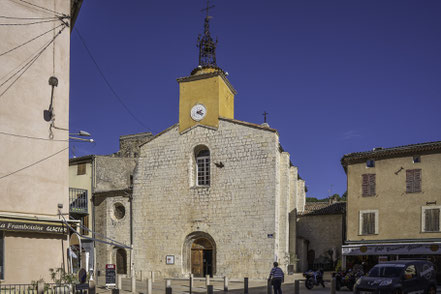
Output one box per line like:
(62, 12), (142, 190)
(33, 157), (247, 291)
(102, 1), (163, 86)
(0, 215), (70, 283)
(342, 242), (441, 284)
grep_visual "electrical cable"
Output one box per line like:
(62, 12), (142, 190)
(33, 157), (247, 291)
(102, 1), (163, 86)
(15, 0), (65, 17)
(76, 221), (131, 249)
(0, 130), (69, 141)
(0, 18), (59, 26)
(0, 15), (59, 20)
(0, 147), (68, 180)
(74, 28), (156, 133)
(59, 213), (131, 249)
(0, 23), (64, 57)
(0, 25), (66, 99)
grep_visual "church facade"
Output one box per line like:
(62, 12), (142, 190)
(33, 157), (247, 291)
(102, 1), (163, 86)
(129, 13), (306, 279)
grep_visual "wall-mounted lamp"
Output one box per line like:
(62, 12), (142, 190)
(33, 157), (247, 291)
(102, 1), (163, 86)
(44, 76), (58, 122)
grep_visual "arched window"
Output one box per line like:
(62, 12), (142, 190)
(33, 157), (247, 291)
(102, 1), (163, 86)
(195, 148), (210, 186)
(116, 248), (127, 274)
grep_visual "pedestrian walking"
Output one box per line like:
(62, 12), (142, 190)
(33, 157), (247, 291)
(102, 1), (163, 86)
(268, 262), (284, 294)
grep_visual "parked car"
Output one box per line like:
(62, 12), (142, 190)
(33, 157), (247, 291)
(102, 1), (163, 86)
(354, 260), (437, 294)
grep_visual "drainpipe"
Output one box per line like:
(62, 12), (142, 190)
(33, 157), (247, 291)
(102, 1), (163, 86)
(92, 155), (96, 279)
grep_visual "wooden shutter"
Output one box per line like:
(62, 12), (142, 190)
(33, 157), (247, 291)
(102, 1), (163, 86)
(369, 174), (376, 196)
(425, 209), (440, 232)
(77, 163), (86, 175)
(406, 170), (414, 193)
(362, 174), (369, 196)
(81, 215), (89, 235)
(362, 212), (375, 234)
(413, 169), (421, 192)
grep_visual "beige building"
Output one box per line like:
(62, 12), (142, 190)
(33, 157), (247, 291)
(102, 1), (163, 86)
(0, 0), (82, 283)
(296, 199), (346, 272)
(341, 141), (441, 282)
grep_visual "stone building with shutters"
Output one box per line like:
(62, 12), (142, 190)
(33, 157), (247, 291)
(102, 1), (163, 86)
(340, 141), (441, 283)
(119, 12), (307, 280)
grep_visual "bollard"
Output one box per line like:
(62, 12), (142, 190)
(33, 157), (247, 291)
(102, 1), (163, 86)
(244, 277), (249, 294)
(206, 275), (210, 286)
(89, 279), (96, 294)
(224, 276), (229, 292)
(165, 280), (172, 294)
(147, 278), (152, 294)
(190, 274), (194, 294)
(330, 278), (336, 294)
(267, 278), (272, 294)
(37, 281), (44, 294)
(151, 271), (155, 283)
(132, 275), (136, 293)
(118, 275), (123, 290)
(294, 280), (299, 294)
(207, 285), (213, 294)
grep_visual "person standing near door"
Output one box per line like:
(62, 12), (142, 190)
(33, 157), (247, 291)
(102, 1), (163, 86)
(268, 262), (284, 294)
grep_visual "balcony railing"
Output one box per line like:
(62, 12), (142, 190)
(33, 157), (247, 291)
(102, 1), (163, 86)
(69, 188), (88, 214)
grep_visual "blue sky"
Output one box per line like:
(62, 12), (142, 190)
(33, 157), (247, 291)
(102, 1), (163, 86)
(70, 0), (441, 199)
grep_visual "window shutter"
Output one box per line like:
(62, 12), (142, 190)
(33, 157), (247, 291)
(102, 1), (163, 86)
(362, 212), (375, 234)
(414, 169), (421, 192)
(426, 209), (440, 232)
(434, 209), (440, 231)
(362, 174), (368, 196)
(369, 174), (376, 196)
(406, 170), (414, 193)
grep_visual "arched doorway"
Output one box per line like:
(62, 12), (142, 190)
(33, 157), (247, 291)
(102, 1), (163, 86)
(183, 232), (216, 277)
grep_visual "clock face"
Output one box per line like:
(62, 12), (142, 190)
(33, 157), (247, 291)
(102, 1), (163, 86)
(190, 104), (207, 121)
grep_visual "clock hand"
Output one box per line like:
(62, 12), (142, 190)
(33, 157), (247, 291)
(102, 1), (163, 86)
(197, 110), (204, 115)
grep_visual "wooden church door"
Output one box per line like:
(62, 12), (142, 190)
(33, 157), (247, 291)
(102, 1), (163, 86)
(191, 249), (203, 277)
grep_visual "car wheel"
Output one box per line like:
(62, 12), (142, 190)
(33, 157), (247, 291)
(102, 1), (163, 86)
(347, 283), (354, 291)
(305, 278), (314, 290)
(394, 289), (402, 294)
(427, 286), (436, 294)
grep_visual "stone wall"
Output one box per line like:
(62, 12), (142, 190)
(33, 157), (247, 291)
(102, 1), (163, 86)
(116, 132), (153, 158)
(131, 120), (299, 279)
(296, 214), (344, 271)
(95, 156), (137, 193)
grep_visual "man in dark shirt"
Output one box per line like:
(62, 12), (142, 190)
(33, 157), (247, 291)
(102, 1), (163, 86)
(269, 262), (284, 294)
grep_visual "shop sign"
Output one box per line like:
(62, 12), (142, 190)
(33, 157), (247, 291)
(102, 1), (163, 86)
(106, 264), (116, 287)
(343, 243), (441, 256)
(0, 218), (67, 234)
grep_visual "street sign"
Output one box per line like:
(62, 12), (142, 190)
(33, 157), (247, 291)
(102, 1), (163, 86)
(78, 268), (87, 284)
(106, 264), (116, 287)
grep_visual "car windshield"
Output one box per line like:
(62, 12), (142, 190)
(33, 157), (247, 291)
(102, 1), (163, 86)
(368, 265), (404, 278)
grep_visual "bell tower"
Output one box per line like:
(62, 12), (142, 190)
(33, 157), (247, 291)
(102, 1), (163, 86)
(178, 0), (236, 133)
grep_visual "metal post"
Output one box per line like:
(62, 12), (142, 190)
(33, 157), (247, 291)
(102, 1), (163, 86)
(147, 278), (152, 294)
(131, 272), (136, 293)
(224, 276), (229, 292)
(267, 278), (272, 294)
(190, 274), (194, 294)
(165, 280), (172, 294)
(294, 280), (299, 294)
(207, 285), (213, 294)
(330, 278), (336, 294)
(244, 277), (248, 294)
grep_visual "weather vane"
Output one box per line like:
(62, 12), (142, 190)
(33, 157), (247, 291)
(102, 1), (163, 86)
(196, 0), (218, 67)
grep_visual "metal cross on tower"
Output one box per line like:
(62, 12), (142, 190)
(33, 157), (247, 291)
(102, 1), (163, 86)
(201, 0), (215, 18)
(263, 111), (269, 123)
(197, 0), (218, 67)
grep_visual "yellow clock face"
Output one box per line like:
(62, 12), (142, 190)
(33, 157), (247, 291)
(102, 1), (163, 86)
(190, 104), (207, 121)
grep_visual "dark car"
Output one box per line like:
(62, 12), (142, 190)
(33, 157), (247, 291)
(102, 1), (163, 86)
(354, 260), (437, 294)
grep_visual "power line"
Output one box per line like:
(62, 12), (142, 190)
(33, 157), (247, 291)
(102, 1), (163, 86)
(0, 131), (69, 142)
(0, 15), (59, 20)
(74, 28), (156, 133)
(0, 23), (64, 57)
(15, 0), (65, 17)
(0, 147), (68, 180)
(0, 25), (66, 99)
(0, 18), (59, 26)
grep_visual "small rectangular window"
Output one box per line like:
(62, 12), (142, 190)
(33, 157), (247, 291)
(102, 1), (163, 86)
(423, 207), (440, 232)
(413, 156), (421, 163)
(406, 169), (422, 193)
(366, 160), (375, 168)
(0, 231), (4, 280)
(77, 163), (86, 175)
(362, 174), (376, 197)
